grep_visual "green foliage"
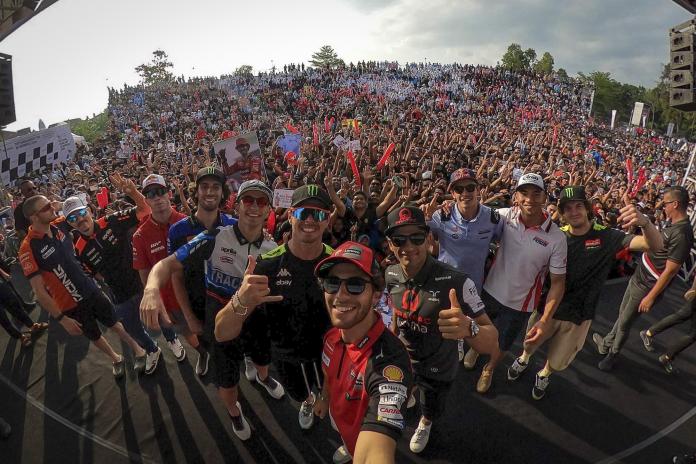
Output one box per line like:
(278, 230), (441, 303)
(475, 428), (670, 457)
(501, 43), (554, 75)
(556, 68), (569, 81)
(309, 45), (342, 69)
(534, 52), (554, 75)
(69, 111), (109, 144)
(135, 50), (174, 87)
(234, 65), (254, 78)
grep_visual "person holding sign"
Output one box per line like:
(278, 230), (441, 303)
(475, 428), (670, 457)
(383, 206), (497, 454)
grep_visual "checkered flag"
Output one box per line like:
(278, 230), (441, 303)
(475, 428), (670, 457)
(1, 142), (59, 186)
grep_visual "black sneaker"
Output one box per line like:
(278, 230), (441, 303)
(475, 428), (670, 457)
(229, 402), (251, 440)
(507, 357), (528, 381)
(112, 356), (126, 379)
(592, 333), (608, 355)
(598, 352), (617, 371)
(532, 373), (549, 400)
(659, 354), (674, 374)
(639, 330), (655, 352)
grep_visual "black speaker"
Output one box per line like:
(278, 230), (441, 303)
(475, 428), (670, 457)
(669, 33), (696, 111)
(0, 53), (15, 127)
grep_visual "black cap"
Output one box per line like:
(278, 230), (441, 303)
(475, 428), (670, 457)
(196, 166), (226, 184)
(385, 206), (429, 236)
(291, 184), (331, 209)
(559, 185), (587, 208)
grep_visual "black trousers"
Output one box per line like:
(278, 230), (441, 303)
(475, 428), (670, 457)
(649, 298), (696, 360)
(0, 281), (34, 339)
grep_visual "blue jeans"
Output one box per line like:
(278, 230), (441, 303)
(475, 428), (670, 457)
(114, 293), (176, 354)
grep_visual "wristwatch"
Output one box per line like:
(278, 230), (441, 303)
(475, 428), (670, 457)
(469, 319), (480, 338)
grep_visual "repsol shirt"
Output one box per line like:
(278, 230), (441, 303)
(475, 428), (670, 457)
(385, 256), (486, 382)
(322, 315), (413, 457)
(428, 203), (503, 292)
(553, 224), (633, 324)
(634, 218), (693, 291)
(132, 208), (187, 312)
(254, 243), (333, 362)
(168, 213), (237, 316)
(19, 218), (99, 312)
(73, 208), (142, 304)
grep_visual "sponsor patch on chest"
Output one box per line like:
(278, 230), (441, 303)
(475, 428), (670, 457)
(585, 238), (601, 249)
(533, 236), (549, 247)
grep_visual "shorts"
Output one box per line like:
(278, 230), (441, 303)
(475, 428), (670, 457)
(482, 291), (532, 352)
(523, 311), (592, 372)
(414, 374), (453, 421)
(212, 340), (243, 389)
(274, 356), (324, 402)
(64, 292), (118, 341)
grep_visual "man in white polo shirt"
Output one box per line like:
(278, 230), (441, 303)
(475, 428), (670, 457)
(472, 173), (567, 393)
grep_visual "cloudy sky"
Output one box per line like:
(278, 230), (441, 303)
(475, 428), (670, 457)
(0, 0), (688, 130)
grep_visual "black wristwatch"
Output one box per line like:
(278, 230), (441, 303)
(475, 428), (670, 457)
(53, 313), (65, 322)
(469, 319), (480, 338)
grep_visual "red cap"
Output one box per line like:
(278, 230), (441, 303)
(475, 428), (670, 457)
(315, 242), (380, 282)
(448, 168), (478, 189)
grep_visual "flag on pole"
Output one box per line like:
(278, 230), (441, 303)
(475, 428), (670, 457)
(376, 143), (396, 170)
(313, 123), (319, 147)
(346, 151), (361, 189)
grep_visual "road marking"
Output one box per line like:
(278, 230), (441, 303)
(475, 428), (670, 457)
(595, 405), (696, 464)
(0, 371), (157, 464)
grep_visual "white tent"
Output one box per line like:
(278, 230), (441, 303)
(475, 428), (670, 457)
(72, 133), (87, 146)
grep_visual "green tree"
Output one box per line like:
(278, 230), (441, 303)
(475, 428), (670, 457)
(556, 68), (569, 81)
(309, 45), (342, 69)
(234, 65), (254, 78)
(69, 111), (109, 144)
(501, 43), (537, 72)
(533, 52), (554, 75)
(135, 50), (174, 87)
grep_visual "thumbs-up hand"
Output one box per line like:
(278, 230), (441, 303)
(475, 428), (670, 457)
(617, 193), (648, 230)
(236, 255), (283, 311)
(438, 289), (472, 340)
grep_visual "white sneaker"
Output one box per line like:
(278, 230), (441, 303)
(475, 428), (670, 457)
(299, 393), (315, 429)
(256, 373), (285, 399)
(195, 350), (210, 377)
(332, 445), (352, 464)
(229, 402), (251, 441)
(167, 338), (186, 362)
(145, 347), (162, 375)
(409, 419), (432, 454)
(407, 393), (416, 409)
(244, 356), (257, 382)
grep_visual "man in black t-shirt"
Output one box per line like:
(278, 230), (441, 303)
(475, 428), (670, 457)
(594, 186), (692, 371)
(507, 186), (664, 399)
(384, 206), (497, 454)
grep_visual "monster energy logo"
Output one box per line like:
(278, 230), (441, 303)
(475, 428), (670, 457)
(564, 187), (574, 198)
(307, 185), (319, 196)
(205, 167), (216, 175)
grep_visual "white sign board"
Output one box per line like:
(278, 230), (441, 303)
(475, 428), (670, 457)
(332, 135), (347, 148)
(0, 124), (76, 186)
(273, 188), (294, 208)
(631, 102), (644, 126)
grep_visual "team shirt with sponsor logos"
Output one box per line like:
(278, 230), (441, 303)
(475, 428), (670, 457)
(19, 218), (99, 312)
(552, 224), (633, 324)
(483, 207), (567, 313)
(633, 218), (693, 291)
(132, 208), (187, 312)
(73, 208), (143, 304)
(322, 315), (413, 456)
(386, 256), (486, 382)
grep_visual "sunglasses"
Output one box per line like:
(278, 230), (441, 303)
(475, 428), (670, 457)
(388, 233), (427, 247)
(66, 208), (88, 223)
(321, 276), (371, 295)
(291, 207), (329, 222)
(144, 187), (168, 199)
(452, 184), (477, 194)
(240, 196), (270, 207)
(34, 203), (53, 215)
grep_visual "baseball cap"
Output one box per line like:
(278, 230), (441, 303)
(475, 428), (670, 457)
(196, 166), (226, 184)
(237, 179), (272, 202)
(516, 173), (545, 191)
(63, 196), (88, 217)
(141, 174), (166, 191)
(291, 184), (331, 209)
(558, 186), (587, 209)
(385, 206), (429, 236)
(315, 241), (381, 283)
(448, 168), (477, 189)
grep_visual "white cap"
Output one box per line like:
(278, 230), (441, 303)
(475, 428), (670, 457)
(63, 196), (89, 217)
(141, 174), (166, 191)
(516, 173), (545, 191)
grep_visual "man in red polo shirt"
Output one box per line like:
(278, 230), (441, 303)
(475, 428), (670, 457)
(132, 174), (209, 375)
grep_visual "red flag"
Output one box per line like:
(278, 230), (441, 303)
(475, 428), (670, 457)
(552, 125), (558, 145)
(329, 117), (335, 131)
(313, 123), (319, 147)
(221, 129), (234, 140)
(354, 120), (360, 136)
(286, 122), (299, 134)
(324, 115), (330, 133)
(376, 143), (396, 170)
(284, 151), (297, 166)
(96, 187), (109, 209)
(346, 151), (361, 189)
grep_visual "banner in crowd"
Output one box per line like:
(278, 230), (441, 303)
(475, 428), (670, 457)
(667, 122), (675, 137)
(0, 124), (76, 186)
(272, 188), (294, 208)
(611, 110), (617, 129)
(631, 102), (644, 126)
(277, 133), (302, 158)
(213, 131), (266, 191)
